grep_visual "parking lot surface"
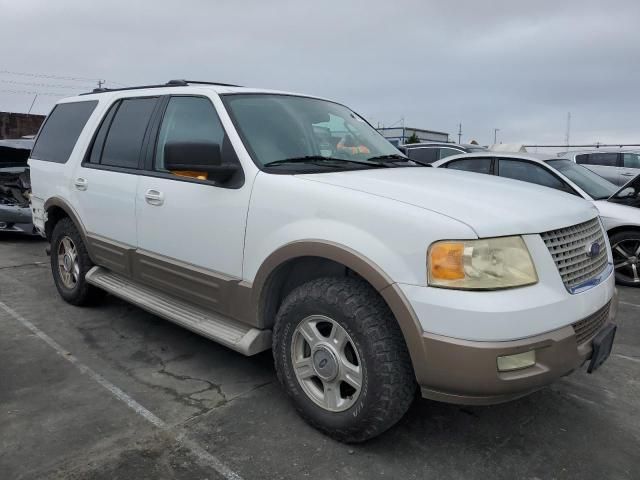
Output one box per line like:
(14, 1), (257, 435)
(1, 233), (639, 480)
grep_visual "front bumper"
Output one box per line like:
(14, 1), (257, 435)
(396, 272), (618, 405)
(418, 291), (617, 405)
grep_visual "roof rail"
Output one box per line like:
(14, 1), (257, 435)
(80, 79), (242, 96)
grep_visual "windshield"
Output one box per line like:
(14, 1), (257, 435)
(222, 94), (404, 170)
(546, 159), (618, 199)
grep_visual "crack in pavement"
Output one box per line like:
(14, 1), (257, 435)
(0, 261), (46, 270)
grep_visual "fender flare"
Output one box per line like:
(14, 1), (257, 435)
(249, 240), (427, 378)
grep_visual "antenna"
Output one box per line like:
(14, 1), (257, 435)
(457, 123), (462, 143)
(564, 112), (571, 147)
(97, 79), (105, 89)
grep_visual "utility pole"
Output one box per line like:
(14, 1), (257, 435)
(564, 112), (571, 147)
(457, 123), (462, 144)
(493, 128), (500, 144)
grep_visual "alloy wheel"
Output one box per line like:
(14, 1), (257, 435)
(291, 315), (363, 412)
(57, 236), (80, 289)
(612, 238), (640, 284)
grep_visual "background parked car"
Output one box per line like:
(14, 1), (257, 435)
(400, 142), (486, 164)
(433, 152), (640, 287)
(558, 149), (640, 186)
(0, 139), (35, 234)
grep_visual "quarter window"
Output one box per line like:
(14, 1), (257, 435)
(31, 101), (97, 163)
(438, 147), (462, 160)
(498, 159), (567, 191)
(100, 97), (158, 169)
(446, 158), (492, 174)
(407, 148), (438, 164)
(623, 153), (640, 169)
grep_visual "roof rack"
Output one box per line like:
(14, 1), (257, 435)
(81, 79), (242, 95)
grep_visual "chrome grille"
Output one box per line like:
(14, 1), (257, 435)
(572, 301), (610, 345)
(541, 217), (608, 291)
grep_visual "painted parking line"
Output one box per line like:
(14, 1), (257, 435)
(619, 301), (640, 309)
(0, 301), (243, 480)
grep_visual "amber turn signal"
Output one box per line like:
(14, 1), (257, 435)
(429, 242), (465, 280)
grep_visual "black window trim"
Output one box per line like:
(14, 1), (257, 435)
(81, 94), (245, 189)
(495, 157), (580, 196)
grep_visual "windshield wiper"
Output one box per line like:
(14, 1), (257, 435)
(367, 154), (431, 167)
(265, 156), (388, 168)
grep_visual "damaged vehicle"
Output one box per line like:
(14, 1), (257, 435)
(0, 139), (35, 234)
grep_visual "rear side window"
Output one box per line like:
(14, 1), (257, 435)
(439, 147), (462, 160)
(586, 153), (618, 167)
(623, 153), (640, 169)
(30, 101), (97, 163)
(498, 159), (567, 191)
(100, 97), (158, 168)
(446, 158), (492, 174)
(407, 147), (438, 164)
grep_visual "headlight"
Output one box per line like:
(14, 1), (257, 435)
(428, 236), (538, 290)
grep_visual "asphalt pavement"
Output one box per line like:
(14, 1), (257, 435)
(1, 233), (638, 480)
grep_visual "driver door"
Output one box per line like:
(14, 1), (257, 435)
(134, 95), (251, 312)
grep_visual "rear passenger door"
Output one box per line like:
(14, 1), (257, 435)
(73, 96), (160, 261)
(576, 153), (621, 185)
(134, 95), (249, 311)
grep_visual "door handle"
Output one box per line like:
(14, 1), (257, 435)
(74, 177), (88, 191)
(145, 189), (164, 206)
(622, 172), (635, 176)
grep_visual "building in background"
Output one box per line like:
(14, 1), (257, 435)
(377, 126), (449, 146)
(0, 112), (45, 139)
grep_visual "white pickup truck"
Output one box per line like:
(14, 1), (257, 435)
(29, 80), (617, 442)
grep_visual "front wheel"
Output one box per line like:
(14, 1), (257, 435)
(610, 230), (640, 287)
(273, 277), (416, 443)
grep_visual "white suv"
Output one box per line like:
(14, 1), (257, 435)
(29, 80), (618, 442)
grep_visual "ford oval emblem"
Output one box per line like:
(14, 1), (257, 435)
(586, 242), (601, 258)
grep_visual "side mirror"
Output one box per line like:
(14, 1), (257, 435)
(164, 141), (239, 183)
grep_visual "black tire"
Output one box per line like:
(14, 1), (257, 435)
(273, 277), (416, 443)
(609, 230), (640, 287)
(50, 217), (105, 305)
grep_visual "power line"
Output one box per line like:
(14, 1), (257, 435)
(0, 69), (127, 87)
(0, 88), (68, 97)
(0, 79), (94, 90)
(0, 69), (101, 82)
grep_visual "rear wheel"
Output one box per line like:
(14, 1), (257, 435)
(273, 277), (416, 443)
(50, 218), (105, 305)
(610, 230), (640, 287)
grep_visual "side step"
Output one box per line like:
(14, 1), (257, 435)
(86, 266), (271, 356)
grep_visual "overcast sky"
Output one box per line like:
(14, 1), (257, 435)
(1, 0), (638, 146)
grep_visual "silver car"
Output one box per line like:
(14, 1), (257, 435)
(558, 149), (640, 186)
(433, 152), (640, 287)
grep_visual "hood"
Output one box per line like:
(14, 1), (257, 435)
(0, 141), (32, 168)
(608, 174), (640, 208)
(297, 168), (597, 237)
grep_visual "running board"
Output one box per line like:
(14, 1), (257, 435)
(86, 266), (271, 356)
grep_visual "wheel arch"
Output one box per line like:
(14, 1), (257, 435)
(250, 240), (427, 379)
(606, 224), (640, 239)
(43, 197), (93, 259)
